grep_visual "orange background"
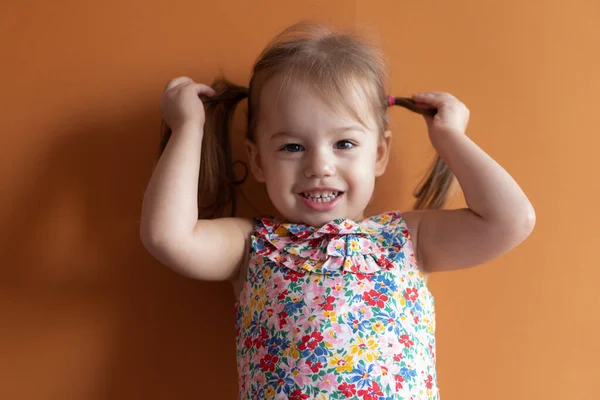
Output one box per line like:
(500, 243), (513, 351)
(1, 1), (598, 399)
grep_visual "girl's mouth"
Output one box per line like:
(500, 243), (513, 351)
(298, 191), (344, 211)
(300, 191), (342, 202)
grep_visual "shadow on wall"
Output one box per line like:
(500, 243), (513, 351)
(0, 93), (264, 399)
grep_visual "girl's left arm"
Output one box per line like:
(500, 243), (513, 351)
(401, 91), (536, 273)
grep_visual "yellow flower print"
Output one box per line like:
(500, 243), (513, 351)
(349, 337), (380, 362)
(262, 267), (272, 280)
(289, 293), (302, 304)
(363, 338), (380, 362)
(323, 310), (337, 323)
(426, 318), (435, 334)
(264, 386), (275, 399)
(372, 320), (385, 334)
(310, 274), (322, 285)
(378, 213), (390, 224)
(274, 226), (288, 237)
(250, 287), (267, 311)
(329, 354), (354, 373)
(350, 239), (359, 252)
(242, 311), (252, 329)
(284, 342), (300, 359)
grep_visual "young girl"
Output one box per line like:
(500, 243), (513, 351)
(140, 22), (535, 399)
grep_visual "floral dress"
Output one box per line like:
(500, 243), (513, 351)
(234, 211), (439, 399)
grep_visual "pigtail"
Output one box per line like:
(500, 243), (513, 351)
(158, 77), (249, 218)
(389, 96), (455, 210)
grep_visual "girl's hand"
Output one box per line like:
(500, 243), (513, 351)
(412, 92), (470, 137)
(160, 76), (216, 131)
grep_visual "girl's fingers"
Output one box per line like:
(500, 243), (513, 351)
(194, 83), (216, 96)
(412, 91), (457, 107)
(164, 76), (194, 92)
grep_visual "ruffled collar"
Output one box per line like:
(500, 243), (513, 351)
(252, 211), (409, 276)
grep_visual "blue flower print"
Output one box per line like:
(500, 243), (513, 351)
(348, 361), (375, 389)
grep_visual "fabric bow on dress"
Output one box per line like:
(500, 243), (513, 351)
(253, 212), (409, 275)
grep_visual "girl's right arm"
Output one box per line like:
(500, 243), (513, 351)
(139, 78), (253, 281)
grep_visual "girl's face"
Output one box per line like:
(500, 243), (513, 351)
(246, 74), (391, 227)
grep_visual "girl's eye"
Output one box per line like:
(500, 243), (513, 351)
(280, 143), (304, 152)
(335, 140), (355, 150)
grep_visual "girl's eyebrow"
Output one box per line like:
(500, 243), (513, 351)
(269, 125), (366, 140)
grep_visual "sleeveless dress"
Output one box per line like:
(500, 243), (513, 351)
(234, 211), (439, 399)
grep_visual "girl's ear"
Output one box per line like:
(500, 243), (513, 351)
(245, 139), (266, 182)
(375, 130), (392, 177)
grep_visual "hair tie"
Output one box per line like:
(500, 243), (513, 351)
(388, 95), (395, 107)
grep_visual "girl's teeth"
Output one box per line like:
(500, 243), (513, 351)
(302, 192), (340, 202)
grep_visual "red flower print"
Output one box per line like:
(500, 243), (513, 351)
(260, 327), (269, 340)
(403, 287), (419, 302)
(357, 381), (383, 400)
(308, 238), (321, 248)
(393, 353), (403, 362)
(306, 360), (323, 373)
(355, 272), (371, 281)
(278, 311), (288, 329)
(290, 389), (310, 400)
(399, 334), (414, 348)
(320, 295), (335, 311)
(362, 289), (388, 308)
(256, 226), (269, 236)
(257, 246), (273, 256)
(295, 229), (312, 239)
(285, 270), (303, 282)
(299, 331), (324, 351)
(395, 375), (404, 391)
(259, 354), (278, 372)
(325, 224), (340, 234)
(338, 382), (357, 397)
(253, 337), (265, 349)
(377, 254), (393, 270)
(277, 289), (289, 300)
(425, 374), (433, 389)
(244, 337), (253, 350)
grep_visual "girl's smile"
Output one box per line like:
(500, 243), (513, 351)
(298, 189), (344, 211)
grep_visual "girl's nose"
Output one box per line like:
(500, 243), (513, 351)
(304, 150), (335, 178)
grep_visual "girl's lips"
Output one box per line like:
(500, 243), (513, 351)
(297, 192), (343, 211)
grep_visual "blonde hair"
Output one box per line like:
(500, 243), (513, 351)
(158, 21), (453, 217)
